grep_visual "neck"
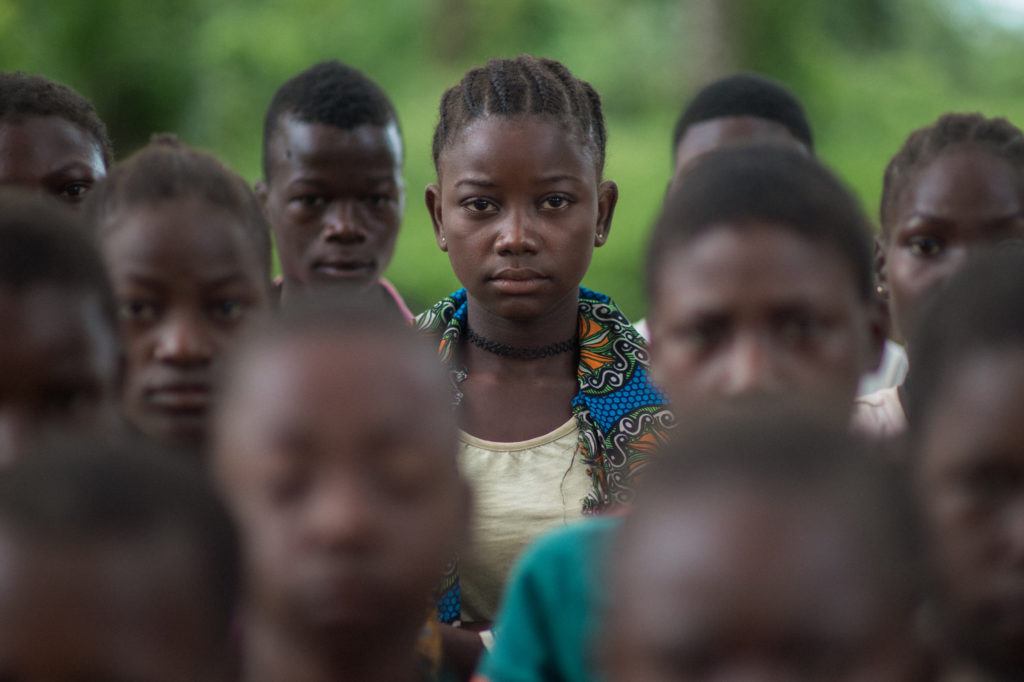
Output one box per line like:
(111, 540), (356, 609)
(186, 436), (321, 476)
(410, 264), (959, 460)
(463, 289), (580, 377)
(242, 610), (421, 682)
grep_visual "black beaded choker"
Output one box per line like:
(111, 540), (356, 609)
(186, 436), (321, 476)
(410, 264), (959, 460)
(464, 326), (577, 360)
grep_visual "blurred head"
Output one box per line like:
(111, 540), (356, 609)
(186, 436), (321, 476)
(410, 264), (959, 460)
(259, 60), (404, 294)
(646, 146), (882, 414)
(0, 72), (111, 206)
(212, 297), (468, 655)
(670, 72), (813, 179)
(0, 437), (240, 682)
(604, 406), (926, 682)
(426, 55), (617, 322)
(906, 249), (1024, 678)
(87, 135), (272, 449)
(0, 190), (119, 464)
(879, 113), (1024, 343)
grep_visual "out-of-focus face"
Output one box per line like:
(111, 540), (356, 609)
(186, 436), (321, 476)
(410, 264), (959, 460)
(0, 532), (222, 682)
(672, 116), (808, 180)
(605, 487), (923, 682)
(213, 333), (465, 650)
(0, 116), (106, 206)
(0, 286), (118, 465)
(648, 224), (877, 414)
(261, 117), (404, 292)
(916, 349), (1024, 677)
(882, 147), (1024, 343)
(427, 115), (617, 322)
(101, 197), (270, 448)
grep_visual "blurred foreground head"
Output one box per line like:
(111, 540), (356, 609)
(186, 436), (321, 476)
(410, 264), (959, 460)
(213, 295), (467, 678)
(0, 437), (240, 681)
(603, 403), (928, 682)
(0, 190), (120, 464)
(907, 248), (1024, 679)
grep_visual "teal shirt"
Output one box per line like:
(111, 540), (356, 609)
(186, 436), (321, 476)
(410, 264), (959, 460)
(477, 517), (621, 682)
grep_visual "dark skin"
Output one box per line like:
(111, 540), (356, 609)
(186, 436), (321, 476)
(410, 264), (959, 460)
(0, 116), (106, 206)
(101, 197), (271, 450)
(916, 350), (1024, 679)
(879, 146), (1024, 344)
(426, 115), (618, 442)
(213, 333), (468, 682)
(671, 116), (809, 182)
(0, 531), (226, 682)
(257, 116), (404, 303)
(648, 224), (883, 415)
(0, 286), (119, 465)
(606, 487), (926, 682)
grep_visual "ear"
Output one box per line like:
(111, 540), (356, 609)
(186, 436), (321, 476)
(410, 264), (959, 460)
(595, 180), (619, 247)
(874, 235), (888, 296)
(425, 183), (447, 252)
(863, 292), (889, 375)
(254, 180), (269, 214)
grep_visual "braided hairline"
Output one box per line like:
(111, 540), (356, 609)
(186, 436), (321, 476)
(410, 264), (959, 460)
(431, 55), (606, 173)
(880, 113), (1024, 231)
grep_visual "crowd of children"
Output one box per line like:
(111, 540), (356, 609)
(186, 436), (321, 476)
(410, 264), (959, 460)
(0, 54), (1021, 681)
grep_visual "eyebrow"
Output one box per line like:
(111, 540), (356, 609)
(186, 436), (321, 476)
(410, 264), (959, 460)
(454, 177), (497, 189)
(453, 174), (583, 189)
(44, 162), (98, 179)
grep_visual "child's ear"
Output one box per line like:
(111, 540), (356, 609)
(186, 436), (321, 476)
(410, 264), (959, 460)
(595, 180), (618, 247)
(254, 180), (269, 213)
(425, 184), (447, 252)
(874, 235), (888, 296)
(864, 292), (889, 375)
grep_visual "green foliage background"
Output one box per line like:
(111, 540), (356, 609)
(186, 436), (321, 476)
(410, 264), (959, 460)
(3, 0), (1022, 318)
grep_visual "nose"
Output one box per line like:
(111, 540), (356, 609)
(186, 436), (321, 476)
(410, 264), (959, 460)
(303, 477), (377, 552)
(0, 409), (34, 466)
(720, 334), (781, 398)
(322, 201), (366, 244)
(495, 208), (539, 256)
(152, 312), (215, 366)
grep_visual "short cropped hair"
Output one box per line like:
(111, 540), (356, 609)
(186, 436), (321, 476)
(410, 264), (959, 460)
(622, 405), (923, 607)
(0, 71), (113, 167)
(646, 145), (874, 301)
(86, 134), (272, 278)
(0, 189), (116, 327)
(905, 248), (1024, 429)
(672, 73), (814, 158)
(262, 60), (399, 180)
(0, 436), (240, 642)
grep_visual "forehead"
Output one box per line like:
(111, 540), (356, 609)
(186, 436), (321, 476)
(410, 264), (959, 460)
(899, 146), (1023, 219)
(676, 116), (807, 172)
(0, 115), (105, 182)
(267, 117), (402, 179)
(439, 115), (596, 181)
(653, 224), (862, 310)
(0, 286), (115, 378)
(102, 198), (265, 284)
(621, 488), (884, 631)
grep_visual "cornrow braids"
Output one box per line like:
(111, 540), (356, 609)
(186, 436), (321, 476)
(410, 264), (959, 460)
(432, 55), (607, 174)
(880, 113), (1024, 233)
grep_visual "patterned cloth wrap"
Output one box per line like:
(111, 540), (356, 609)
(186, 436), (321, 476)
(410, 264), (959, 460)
(416, 287), (674, 624)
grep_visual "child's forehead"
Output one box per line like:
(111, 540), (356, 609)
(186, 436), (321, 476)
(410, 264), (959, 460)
(0, 115), (105, 174)
(269, 115), (402, 169)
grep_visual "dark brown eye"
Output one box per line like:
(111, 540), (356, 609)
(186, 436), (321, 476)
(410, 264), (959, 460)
(908, 235), (944, 258)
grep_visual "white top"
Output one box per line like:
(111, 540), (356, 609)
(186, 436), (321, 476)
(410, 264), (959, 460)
(457, 417), (590, 622)
(852, 386), (907, 438)
(858, 340), (909, 396)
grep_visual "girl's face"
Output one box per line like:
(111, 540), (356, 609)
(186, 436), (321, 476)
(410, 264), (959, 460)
(426, 116), (617, 322)
(882, 147), (1024, 343)
(101, 197), (270, 448)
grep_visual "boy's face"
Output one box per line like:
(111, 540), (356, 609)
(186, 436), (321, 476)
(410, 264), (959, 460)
(648, 224), (878, 414)
(260, 117), (404, 292)
(101, 197), (270, 448)
(916, 349), (1024, 676)
(606, 488), (922, 682)
(213, 334), (464, 648)
(0, 116), (106, 207)
(0, 532), (222, 682)
(0, 286), (118, 464)
(672, 116), (808, 180)
(882, 147), (1024, 343)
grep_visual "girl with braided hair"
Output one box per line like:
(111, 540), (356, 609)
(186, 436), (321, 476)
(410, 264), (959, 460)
(418, 54), (671, 670)
(855, 113), (1024, 437)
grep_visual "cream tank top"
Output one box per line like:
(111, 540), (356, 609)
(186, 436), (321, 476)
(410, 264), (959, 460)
(457, 416), (591, 622)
